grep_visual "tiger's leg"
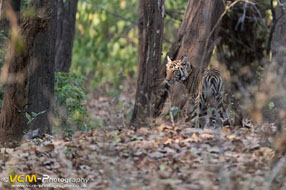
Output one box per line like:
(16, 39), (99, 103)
(215, 92), (230, 126)
(208, 108), (224, 128)
(189, 94), (208, 128)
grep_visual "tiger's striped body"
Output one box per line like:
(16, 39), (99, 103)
(164, 56), (226, 127)
(163, 56), (192, 118)
(189, 69), (226, 127)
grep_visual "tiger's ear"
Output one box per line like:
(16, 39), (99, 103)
(182, 56), (188, 65)
(166, 56), (172, 68)
(167, 56), (172, 63)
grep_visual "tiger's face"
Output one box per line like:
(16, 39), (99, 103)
(165, 56), (192, 84)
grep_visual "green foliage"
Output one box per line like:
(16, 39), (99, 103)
(54, 72), (93, 137)
(170, 106), (179, 117)
(25, 110), (46, 125)
(72, 0), (138, 89)
(164, 104), (184, 121)
(0, 30), (8, 41)
(64, 144), (78, 158)
(268, 101), (275, 111)
(21, 0), (32, 10)
(72, 0), (188, 89)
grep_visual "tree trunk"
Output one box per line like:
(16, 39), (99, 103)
(153, 0), (225, 117)
(271, 0), (286, 59)
(27, 0), (57, 135)
(55, 0), (78, 73)
(264, 0), (286, 131)
(270, 0), (286, 94)
(130, 0), (165, 128)
(0, 1), (50, 144)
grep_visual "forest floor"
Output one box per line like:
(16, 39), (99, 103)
(0, 81), (286, 190)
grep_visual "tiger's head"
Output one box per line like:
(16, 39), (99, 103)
(165, 56), (192, 84)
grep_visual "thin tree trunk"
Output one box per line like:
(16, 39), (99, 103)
(153, 0), (225, 117)
(130, 0), (165, 128)
(271, 0), (286, 59)
(55, 0), (78, 73)
(270, 0), (286, 94)
(265, 0), (286, 131)
(137, 0), (144, 75)
(0, 1), (50, 144)
(27, 0), (57, 135)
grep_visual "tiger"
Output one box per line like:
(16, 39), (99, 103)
(189, 69), (227, 127)
(162, 56), (193, 119)
(165, 56), (193, 85)
(164, 56), (227, 128)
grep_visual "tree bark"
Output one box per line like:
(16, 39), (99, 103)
(270, 0), (286, 93)
(265, 0), (286, 131)
(153, 0), (225, 117)
(55, 0), (78, 73)
(27, 0), (57, 135)
(271, 0), (286, 59)
(130, 0), (165, 128)
(0, 1), (50, 144)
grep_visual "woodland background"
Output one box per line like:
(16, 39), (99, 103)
(0, 0), (286, 189)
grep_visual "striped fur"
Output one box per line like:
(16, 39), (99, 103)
(165, 56), (193, 84)
(190, 69), (226, 128)
(165, 56), (226, 127)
